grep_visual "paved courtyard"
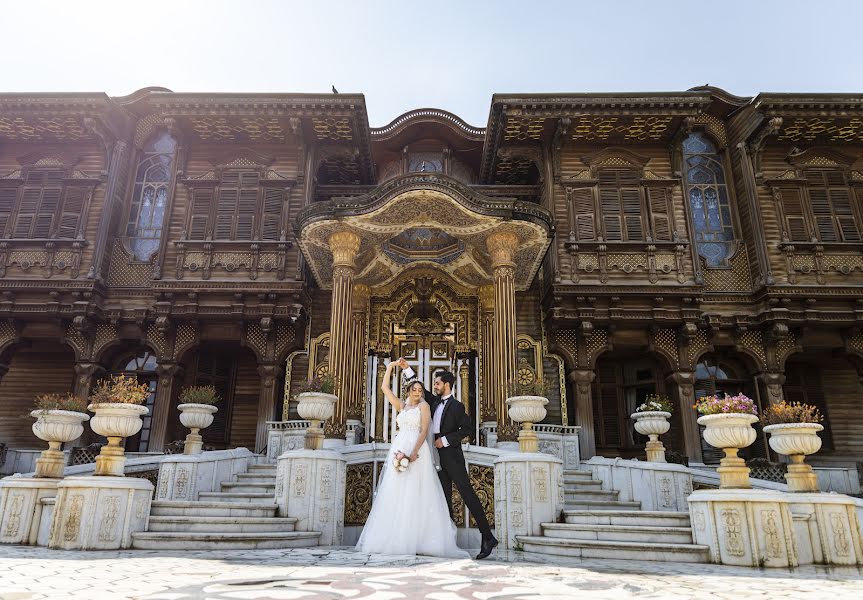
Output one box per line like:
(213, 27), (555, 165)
(0, 546), (861, 599)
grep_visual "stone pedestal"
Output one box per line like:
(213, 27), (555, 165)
(0, 477), (60, 545)
(688, 489), (797, 567)
(689, 488), (863, 567)
(494, 452), (563, 558)
(586, 457), (692, 512)
(156, 448), (254, 502)
(276, 449), (346, 546)
(788, 493), (863, 565)
(49, 476), (153, 550)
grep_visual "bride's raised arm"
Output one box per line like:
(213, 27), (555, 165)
(381, 360), (402, 412)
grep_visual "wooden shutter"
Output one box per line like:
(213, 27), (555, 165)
(0, 187), (17, 236)
(592, 362), (622, 451)
(189, 188), (214, 240)
(56, 186), (86, 238)
(15, 170), (64, 238)
(779, 187), (808, 242)
(599, 169), (644, 242)
(235, 172), (259, 240)
(830, 187), (860, 242)
(647, 187), (672, 241)
(261, 187), (284, 241)
(783, 363), (833, 451)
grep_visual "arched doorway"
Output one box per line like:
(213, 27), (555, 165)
(110, 349), (158, 452)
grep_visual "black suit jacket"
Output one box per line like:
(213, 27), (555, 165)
(431, 394), (474, 450)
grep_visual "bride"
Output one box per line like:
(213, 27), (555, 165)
(355, 360), (469, 558)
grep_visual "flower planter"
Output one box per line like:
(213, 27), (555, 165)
(763, 422), (824, 492)
(506, 395), (548, 453)
(697, 413), (758, 488)
(87, 403), (149, 476)
(177, 403), (218, 455)
(631, 411), (671, 463)
(30, 409), (90, 478)
(296, 392), (338, 450)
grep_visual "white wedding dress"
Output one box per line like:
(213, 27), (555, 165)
(356, 402), (469, 558)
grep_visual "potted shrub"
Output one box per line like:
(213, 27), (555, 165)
(88, 374), (151, 476)
(761, 401), (824, 492)
(631, 394), (673, 462)
(177, 385), (220, 455)
(505, 378), (550, 453)
(694, 393), (759, 488)
(295, 375), (337, 450)
(30, 393), (90, 478)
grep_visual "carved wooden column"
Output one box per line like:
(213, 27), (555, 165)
(488, 231), (520, 442)
(478, 284), (496, 425)
(326, 230), (361, 439)
(347, 284), (371, 429)
(373, 356), (387, 441)
(72, 362), (104, 445)
(760, 371), (786, 405)
(148, 362), (182, 452)
(569, 369), (596, 459)
(669, 370), (703, 464)
(256, 362), (285, 452)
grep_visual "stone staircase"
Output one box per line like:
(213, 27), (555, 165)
(517, 468), (710, 563)
(132, 463), (321, 550)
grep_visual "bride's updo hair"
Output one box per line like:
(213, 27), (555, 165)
(403, 378), (425, 401)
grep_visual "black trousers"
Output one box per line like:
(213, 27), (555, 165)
(437, 448), (493, 539)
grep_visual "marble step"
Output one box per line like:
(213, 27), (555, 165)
(562, 470), (594, 481)
(564, 499), (641, 511)
(248, 463), (277, 471)
(563, 510), (691, 528)
(131, 530), (320, 550)
(564, 489), (622, 503)
(540, 523), (695, 544)
(563, 480), (603, 490)
(517, 536), (710, 563)
(220, 482), (276, 494)
(236, 473), (277, 484)
(198, 492), (275, 503)
(147, 516), (296, 533)
(150, 501), (277, 518)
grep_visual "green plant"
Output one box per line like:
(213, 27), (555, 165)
(507, 377), (550, 397)
(33, 392), (88, 413)
(635, 394), (674, 414)
(89, 374), (151, 405)
(296, 374), (336, 396)
(760, 401), (823, 425)
(693, 393), (758, 416)
(512, 538), (524, 552)
(179, 385), (221, 405)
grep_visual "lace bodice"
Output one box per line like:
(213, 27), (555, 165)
(396, 403), (423, 432)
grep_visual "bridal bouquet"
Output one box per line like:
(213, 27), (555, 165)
(393, 451), (410, 473)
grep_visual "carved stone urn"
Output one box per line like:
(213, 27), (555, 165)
(30, 410), (90, 478)
(87, 403), (149, 476)
(697, 413), (758, 488)
(506, 395), (548, 453)
(296, 392), (337, 450)
(177, 403), (218, 455)
(763, 423), (824, 492)
(631, 411), (671, 462)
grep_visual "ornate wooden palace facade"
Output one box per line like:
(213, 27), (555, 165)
(0, 87), (862, 471)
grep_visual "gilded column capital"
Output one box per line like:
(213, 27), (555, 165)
(352, 283), (372, 311)
(478, 284), (495, 311)
(328, 230), (361, 268)
(486, 231), (519, 269)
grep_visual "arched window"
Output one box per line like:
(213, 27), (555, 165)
(127, 132), (176, 261)
(113, 350), (158, 451)
(682, 133), (735, 266)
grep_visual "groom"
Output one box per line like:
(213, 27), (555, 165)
(398, 357), (499, 560)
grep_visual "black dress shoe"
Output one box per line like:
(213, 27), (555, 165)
(476, 536), (498, 560)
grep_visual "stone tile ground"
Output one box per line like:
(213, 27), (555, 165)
(0, 546), (861, 599)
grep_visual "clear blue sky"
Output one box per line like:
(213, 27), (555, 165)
(3, 0), (861, 126)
